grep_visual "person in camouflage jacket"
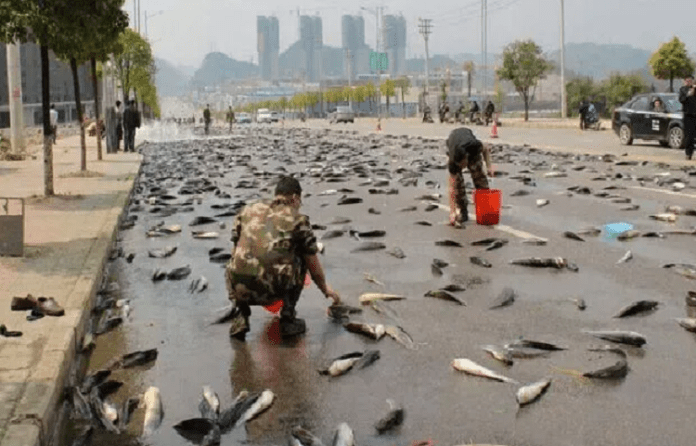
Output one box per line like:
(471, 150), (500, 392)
(226, 176), (341, 340)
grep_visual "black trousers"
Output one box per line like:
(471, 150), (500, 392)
(683, 114), (696, 158)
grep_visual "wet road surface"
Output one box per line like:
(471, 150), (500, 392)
(63, 126), (696, 446)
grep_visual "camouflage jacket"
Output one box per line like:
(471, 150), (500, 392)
(229, 197), (318, 280)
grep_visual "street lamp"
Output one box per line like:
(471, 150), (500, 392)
(145, 10), (165, 39)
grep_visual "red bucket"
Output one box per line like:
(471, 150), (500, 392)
(263, 299), (283, 314)
(473, 189), (502, 225)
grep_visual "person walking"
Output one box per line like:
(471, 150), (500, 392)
(123, 100), (141, 152)
(225, 176), (342, 340)
(203, 104), (212, 135)
(679, 74), (696, 160)
(226, 106), (235, 133)
(49, 104), (58, 144)
(446, 127), (493, 227)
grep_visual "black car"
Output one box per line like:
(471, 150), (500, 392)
(612, 93), (684, 149)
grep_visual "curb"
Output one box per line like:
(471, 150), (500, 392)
(0, 162), (141, 446)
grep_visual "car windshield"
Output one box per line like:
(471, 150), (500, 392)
(337, 107), (351, 112)
(665, 99), (682, 112)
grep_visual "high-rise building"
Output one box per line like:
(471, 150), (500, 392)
(383, 15), (406, 76)
(257, 16), (279, 81)
(341, 15), (370, 79)
(300, 15), (322, 82)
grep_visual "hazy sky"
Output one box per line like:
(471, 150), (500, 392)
(128, 0), (696, 69)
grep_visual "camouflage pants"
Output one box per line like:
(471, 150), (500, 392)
(225, 258), (307, 321)
(453, 151), (490, 216)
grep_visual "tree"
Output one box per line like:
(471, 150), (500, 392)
(497, 39), (553, 121)
(565, 77), (599, 117)
(380, 80), (396, 116)
(394, 77), (411, 118)
(649, 37), (695, 93)
(599, 73), (648, 110)
(463, 61), (475, 97)
(364, 82), (377, 113)
(112, 29), (154, 104)
(353, 85), (366, 106)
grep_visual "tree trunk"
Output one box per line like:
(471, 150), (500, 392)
(523, 92), (530, 122)
(90, 58), (102, 160)
(467, 75), (472, 98)
(70, 59), (87, 171)
(40, 44), (54, 196)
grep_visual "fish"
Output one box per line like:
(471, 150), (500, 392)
(359, 293), (406, 303)
(536, 199), (550, 207)
(387, 247), (406, 258)
(481, 345), (514, 366)
(399, 206), (418, 212)
(152, 268), (167, 281)
(318, 189), (338, 196)
(119, 397), (139, 429)
(291, 426), (325, 446)
(211, 305), (238, 325)
(516, 379), (552, 406)
(675, 318), (696, 332)
(142, 386), (163, 437)
(167, 265), (192, 280)
(435, 239), (463, 247)
(95, 315), (123, 335)
(663, 263), (696, 279)
(432, 258), (449, 268)
(364, 273), (385, 287)
(148, 246), (178, 258)
(414, 220), (432, 226)
(441, 284), (466, 292)
(505, 347), (551, 359)
(337, 196), (363, 205)
(649, 213), (677, 222)
(160, 224), (181, 234)
(374, 399), (405, 434)
(189, 276), (209, 293)
(218, 390), (258, 433)
(642, 231), (665, 238)
(471, 237), (501, 246)
(319, 352), (363, 377)
(332, 422), (355, 446)
(424, 204), (439, 212)
(111, 348), (159, 369)
(489, 287), (516, 309)
(69, 387), (93, 420)
(368, 207), (382, 215)
(209, 252), (231, 263)
(511, 189), (531, 196)
(486, 239), (508, 251)
(199, 386), (220, 420)
(192, 231), (219, 239)
(577, 227), (602, 236)
(509, 257), (567, 269)
(686, 291), (696, 306)
(173, 418), (218, 444)
(327, 304), (363, 321)
(617, 230), (641, 241)
(329, 217), (352, 225)
(569, 298), (587, 310)
(81, 370), (111, 394)
(583, 330), (647, 347)
(431, 264), (443, 276)
(613, 300), (659, 318)
(620, 204), (640, 211)
(88, 387), (119, 433)
(545, 171), (567, 178)
(343, 322), (386, 340)
(102, 399), (120, 424)
(385, 325), (417, 350)
(563, 231), (585, 242)
(242, 389), (275, 423)
(368, 301), (401, 320)
(353, 230), (386, 238)
(617, 250), (633, 264)
(451, 358), (518, 384)
(521, 238), (548, 246)
(321, 230), (345, 240)
(201, 424), (221, 446)
(354, 350), (381, 369)
(507, 339), (567, 351)
(470, 256), (492, 268)
(417, 193), (441, 201)
(190, 216), (218, 226)
(611, 197), (632, 204)
(424, 290), (466, 306)
(351, 242), (386, 252)
(583, 347), (629, 379)
(80, 332), (95, 353)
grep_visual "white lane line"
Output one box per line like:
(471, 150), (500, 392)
(425, 201), (544, 240)
(629, 186), (696, 199)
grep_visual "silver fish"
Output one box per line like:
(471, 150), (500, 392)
(332, 422), (355, 446)
(199, 386), (220, 420)
(617, 230), (641, 241)
(374, 399), (405, 434)
(649, 213), (677, 222)
(675, 318), (696, 333)
(521, 237), (548, 246)
(490, 287), (516, 309)
(148, 246), (178, 258)
(509, 257), (567, 269)
(343, 322), (386, 340)
(192, 231), (219, 239)
(359, 293), (405, 303)
(563, 231), (585, 242)
(583, 330), (647, 347)
(613, 300), (659, 318)
(242, 389), (274, 423)
(536, 199), (550, 207)
(481, 345), (513, 366)
(617, 250), (633, 264)
(451, 358), (518, 384)
(424, 290), (466, 306)
(319, 353), (363, 377)
(516, 378), (551, 406)
(385, 325), (416, 350)
(291, 426), (325, 446)
(142, 386), (163, 437)
(577, 227), (601, 236)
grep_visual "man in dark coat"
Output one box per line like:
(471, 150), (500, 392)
(679, 75), (696, 160)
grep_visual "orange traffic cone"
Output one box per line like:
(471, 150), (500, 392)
(490, 114), (499, 138)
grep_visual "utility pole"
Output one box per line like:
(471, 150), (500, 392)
(481, 0), (487, 100)
(6, 43), (25, 155)
(138, 0), (141, 33)
(418, 18), (432, 106)
(560, 0), (567, 118)
(346, 49), (353, 108)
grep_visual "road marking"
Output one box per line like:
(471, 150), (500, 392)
(630, 186), (696, 199)
(425, 201), (543, 240)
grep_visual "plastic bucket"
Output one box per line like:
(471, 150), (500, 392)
(473, 189), (502, 225)
(263, 299), (283, 314)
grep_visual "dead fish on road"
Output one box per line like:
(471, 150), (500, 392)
(109, 348), (158, 370)
(242, 389), (275, 423)
(167, 265), (192, 280)
(563, 231), (585, 242)
(516, 378), (551, 406)
(481, 345), (514, 366)
(441, 283), (466, 292)
(509, 257), (568, 269)
(613, 300), (659, 318)
(431, 264), (443, 276)
(359, 293), (405, 304)
(432, 258), (449, 268)
(374, 399), (405, 434)
(424, 204), (439, 212)
(332, 423), (355, 446)
(486, 239), (508, 251)
(451, 358), (518, 384)
(435, 239), (463, 247)
(337, 196), (363, 205)
(620, 204), (640, 211)
(521, 238), (548, 246)
(364, 273), (384, 286)
(414, 220), (432, 226)
(399, 205), (418, 212)
(649, 213), (677, 223)
(536, 199), (550, 207)
(583, 330), (647, 347)
(189, 276), (208, 293)
(351, 242), (386, 252)
(674, 318), (696, 333)
(471, 237), (502, 246)
(209, 252), (231, 263)
(577, 227), (602, 236)
(343, 322), (386, 340)
(545, 171), (567, 178)
(189, 216), (218, 226)
(148, 246), (178, 258)
(617, 230), (641, 241)
(327, 304), (363, 321)
(662, 263), (696, 280)
(351, 229), (387, 238)
(368, 208), (382, 215)
(290, 426), (325, 446)
(424, 290), (466, 306)
(142, 386), (163, 437)
(583, 347), (629, 379)
(507, 339), (567, 351)
(321, 230), (345, 240)
(470, 256), (492, 268)
(173, 418), (218, 444)
(617, 250), (633, 264)
(385, 325), (416, 350)
(511, 190), (531, 196)
(192, 231), (219, 239)
(490, 287), (516, 309)
(329, 217), (352, 225)
(569, 298), (587, 310)
(387, 247), (406, 259)
(687, 291), (696, 306)
(199, 386), (220, 420)
(417, 193), (441, 201)
(319, 352), (363, 377)
(152, 268), (167, 281)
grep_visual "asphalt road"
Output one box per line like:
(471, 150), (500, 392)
(63, 123), (696, 446)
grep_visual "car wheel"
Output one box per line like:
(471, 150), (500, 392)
(668, 126), (684, 149)
(619, 123), (633, 145)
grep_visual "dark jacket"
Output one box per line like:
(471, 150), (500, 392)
(679, 85), (696, 116)
(123, 106), (141, 130)
(447, 127), (482, 175)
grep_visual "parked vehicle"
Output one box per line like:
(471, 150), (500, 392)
(256, 108), (273, 124)
(612, 93), (684, 149)
(236, 112), (252, 124)
(269, 111), (280, 123)
(329, 106), (355, 124)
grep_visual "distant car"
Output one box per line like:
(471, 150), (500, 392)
(256, 108), (272, 124)
(270, 111), (280, 123)
(236, 112), (252, 124)
(612, 93), (684, 149)
(329, 106), (355, 124)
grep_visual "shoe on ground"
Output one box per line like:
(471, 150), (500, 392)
(229, 313), (250, 341)
(279, 318), (306, 338)
(37, 297), (64, 317)
(11, 294), (38, 311)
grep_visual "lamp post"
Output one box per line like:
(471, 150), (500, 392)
(145, 10), (165, 40)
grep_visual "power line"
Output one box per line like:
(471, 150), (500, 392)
(419, 18), (433, 101)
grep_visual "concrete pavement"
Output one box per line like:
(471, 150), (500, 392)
(0, 132), (141, 445)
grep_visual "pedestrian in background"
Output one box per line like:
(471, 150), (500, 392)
(123, 100), (141, 152)
(49, 104), (58, 144)
(203, 104), (211, 135)
(226, 106), (235, 133)
(679, 74), (696, 160)
(446, 127), (493, 227)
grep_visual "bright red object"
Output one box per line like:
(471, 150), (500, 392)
(263, 299), (283, 314)
(474, 189), (502, 225)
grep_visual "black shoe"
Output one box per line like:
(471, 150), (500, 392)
(687, 154), (693, 161)
(458, 208), (469, 223)
(279, 318), (306, 338)
(229, 313), (250, 341)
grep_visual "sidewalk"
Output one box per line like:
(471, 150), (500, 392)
(0, 134), (141, 445)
